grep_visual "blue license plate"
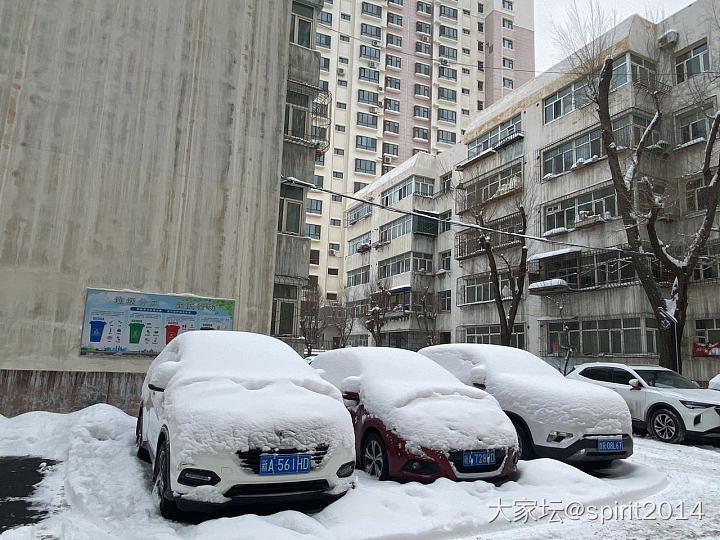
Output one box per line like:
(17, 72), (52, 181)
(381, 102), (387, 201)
(258, 454), (311, 475)
(462, 449), (496, 467)
(598, 439), (623, 452)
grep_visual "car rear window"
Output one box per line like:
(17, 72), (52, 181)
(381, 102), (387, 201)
(580, 366), (613, 382)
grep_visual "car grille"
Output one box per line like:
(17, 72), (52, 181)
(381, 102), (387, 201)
(224, 480), (330, 498)
(236, 444), (329, 474)
(447, 449), (505, 474)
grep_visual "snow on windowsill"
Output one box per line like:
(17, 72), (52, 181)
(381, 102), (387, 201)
(675, 137), (706, 151)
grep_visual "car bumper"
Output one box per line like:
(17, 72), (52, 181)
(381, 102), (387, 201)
(534, 434), (633, 463)
(391, 446), (518, 483)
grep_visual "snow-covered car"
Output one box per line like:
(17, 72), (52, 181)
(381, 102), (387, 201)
(135, 331), (356, 518)
(311, 347), (519, 482)
(567, 362), (720, 443)
(419, 345), (633, 466)
(710, 374), (720, 391)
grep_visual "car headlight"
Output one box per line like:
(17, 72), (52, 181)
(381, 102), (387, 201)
(680, 400), (715, 410)
(547, 431), (574, 443)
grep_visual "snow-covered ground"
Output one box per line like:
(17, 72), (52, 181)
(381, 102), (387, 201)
(0, 404), (718, 539)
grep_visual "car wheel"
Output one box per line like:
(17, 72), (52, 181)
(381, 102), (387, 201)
(135, 408), (151, 463)
(511, 418), (534, 460)
(153, 441), (179, 519)
(650, 408), (685, 444)
(362, 432), (390, 480)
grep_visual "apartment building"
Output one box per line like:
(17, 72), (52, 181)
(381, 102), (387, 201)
(307, 0), (534, 310)
(342, 0), (720, 384)
(0, 0), (322, 414)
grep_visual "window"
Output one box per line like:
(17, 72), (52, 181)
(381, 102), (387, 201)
(329, 242), (340, 251)
(358, 89), (379, 105)
(438, 108), (456, 124)
(439, 290), (452, 311)
(502, 18), (513, 29)
(359, 67), (379, 83)
(477, 41), (484, 51)
(438, 87), (456, 102)
(415, 62), (431, 76)
(543, 184), (616, 232)
(334, 148), (344, 156)
(340, 34), (350, 42)
(440, 25), (458, 40)
(548, 317), (658, 357)
(439, 5), (458, 19)
(362, 1), (382, 17)
(477, 80), (484, 91)
(379, 215), (412, 242)
(305, 223), (321, 239)
(416, 21), (431, 34)
(339, 57), (349, 64)
(355, 158), (376, 175)
(696, 318), (720, 345)
(332, 194), (342, 201)
(412, 252), (433, 273)
(328, 268), (339, 276)
(440, 250), (452, 269)
(384, 120), (400, 133)
(341, 12), (351, 20)
(441, 173), (452, 193)
(290, 2), (314, 48)
(386, 76), (401, 90)
(417, 1), (432, 14)
(416, 42), (430, 55)
(459, 272), (514, 304)
(502, 0), (512, 9)
(503, 57), (514, 69)
(309, 249), (320, 264)
(503, 78), (513, 89)
(354, 182), (367, 193)
(463, 324), (525, 349)
(542, 128), (602, 176)
(360, 45), (381, 61)
(379, 252), (411, 278)
(356, 135), (377, 151)
(346, 204), (372, 226)
(462, 47), (470, 54)
(271, 284), (298, 336)
(326, 293), (337, 301)
(630, 53), (657, 86)
(381, 175), (434, 206)
(319, 57), (329, 71)
(676, 42), (710, 83)
(464, 161), (522, 208)
(356, 111), (377, 127)
(347, 266), (370, 287)
(502, 38), (513, 49)
(278, 184), (304, 234)
(414, 105), (429, 118)
(478, 2), (484, 12)
(413, 126), (429, 140)
(467, 114), (521, 157)
(382, 164), (394, 175)
(386, 54), (401, 68)
(477, 22), (484, 32)
(686, 177), (710, 212)
(335, 124), (345, 132)
(318, 80), (329, 92)
(318, 10), (332, 25)
(388, 0), (403, 5)
(284, 90), (310, 139)
(333, 171), (343, 179)
(360, 23), (381, 39)
(312, 174), (324, 188)
(676, 106), (713, 144)
(439, 45), (457, 60)
(315, 153), (324, 165)
(316, 33), (331, 48)
(387, 34), (402, 47)
(437, 129), (456, 144)
(383, 142), (399, 156)
(478, 60), (484, 71)
(462, 87), (470, 95)
(463, 28), (470, 35)
(462, 108), (470, 115)
(337, 79), (347, 87)
(439, 66), (457, 81)
(388, 12), (403, 26)
(385, 98), (400, 112)
(455, 212), (523, 258)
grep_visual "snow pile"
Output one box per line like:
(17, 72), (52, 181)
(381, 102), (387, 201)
(526, 247), (581, 262)
(708, 373), (719, 391)
(528, 279), (569, 291)
(312, 348), (518, 452)
(542, 226), (571, 237)
(419, 345), (632, 435)
(146, 332), (355, 466)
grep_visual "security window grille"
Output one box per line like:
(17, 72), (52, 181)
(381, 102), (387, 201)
(455, 212), (523, 259)
(676, 42), (710, 83)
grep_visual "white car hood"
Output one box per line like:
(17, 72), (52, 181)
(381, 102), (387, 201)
(488, 374), (632, 435)
(649, 387), (720, 405)
(164, 379), (355, 463)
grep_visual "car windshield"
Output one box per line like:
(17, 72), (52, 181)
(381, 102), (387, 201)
(634, 369), (699, 389)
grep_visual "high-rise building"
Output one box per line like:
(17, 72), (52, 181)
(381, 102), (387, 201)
(306, 0), (534, 322)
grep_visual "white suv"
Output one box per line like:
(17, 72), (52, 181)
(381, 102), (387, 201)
(567, 363), (720, 444)
(136, 331), (356, 518)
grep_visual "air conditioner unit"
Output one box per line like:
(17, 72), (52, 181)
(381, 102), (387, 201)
(383, 155), (392, 164)
(337, 67), (346, 76)
(377, 99), (384, 107)
(377, 86), (384, 92)
(329, 249), (337, 256)
(369, 61), (377, 68)
(657, 30), (679, 49)
(370, 106), (378, 113)
(440, 58), (449, 66)
(372, 40), (380, 46)
(421, 35), (430, 43)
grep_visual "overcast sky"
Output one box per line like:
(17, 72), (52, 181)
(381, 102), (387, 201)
(534, 0), (696, 73)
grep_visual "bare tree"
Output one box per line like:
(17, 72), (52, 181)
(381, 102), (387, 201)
(322, 294), (354, 348)
(361, 282), (391, 346)
(299, 283), (327, 356)
(555, 1), (720, 371)
(415, 286), (439, 347)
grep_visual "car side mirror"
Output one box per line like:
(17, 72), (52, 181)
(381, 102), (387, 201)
(471, 365), (487, 390)
(340, 376), (361, 404)
(629, 378), (641, 390)
(148, 362), (178, 393)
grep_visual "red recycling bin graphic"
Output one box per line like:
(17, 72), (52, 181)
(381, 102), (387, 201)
(165, 323), (180, 344)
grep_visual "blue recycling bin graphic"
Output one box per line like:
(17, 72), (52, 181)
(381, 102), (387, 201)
(89, 320), (107, 342)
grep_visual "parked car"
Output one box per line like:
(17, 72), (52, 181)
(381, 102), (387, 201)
(136, 331), (356, 518)
(567, 362), (720, 443)
(419, 344), (633, 466)
(710, 373), (720, 391)
(311, 347), (519, 482)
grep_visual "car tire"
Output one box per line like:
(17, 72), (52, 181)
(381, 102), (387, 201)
(153, 441), (179, 519)
(135, 408), (151, 463)
(511, 418), (534, 460)
(650, 408), (685, 444)
(361, 432), (390, 480)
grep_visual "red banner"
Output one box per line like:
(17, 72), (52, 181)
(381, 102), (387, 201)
(692, 342), (720, 357)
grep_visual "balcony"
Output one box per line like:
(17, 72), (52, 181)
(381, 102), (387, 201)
(284, 80), (331, 153)
(454, 212), (523, 260)
(457, 159), (523, 214)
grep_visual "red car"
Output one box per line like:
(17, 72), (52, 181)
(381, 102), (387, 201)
(312, 347), (518, 482)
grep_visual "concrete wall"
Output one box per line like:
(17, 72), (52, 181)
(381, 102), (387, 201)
(0, 0), (292, 379)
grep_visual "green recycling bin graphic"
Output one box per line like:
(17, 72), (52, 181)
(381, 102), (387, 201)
(128, 321), (145, 344)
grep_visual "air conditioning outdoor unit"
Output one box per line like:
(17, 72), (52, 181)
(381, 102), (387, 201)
(370, 106), (378, 113)
(377, 86), (384, 92)
(421, 35), (430, 43)
(337, 67), (346, 76)
(440, 58), (449, 65)
(657, 30), (679, 49)
(383, 155), (392, 164)
(377, 99), (384, 107)
(369, 61), (377, 68)
(372, 40), (380, 46)
(329, 249), (337, 256)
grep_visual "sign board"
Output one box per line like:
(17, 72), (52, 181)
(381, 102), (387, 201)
(692, 341), (720, 358)
(80, 289), (234, 356)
